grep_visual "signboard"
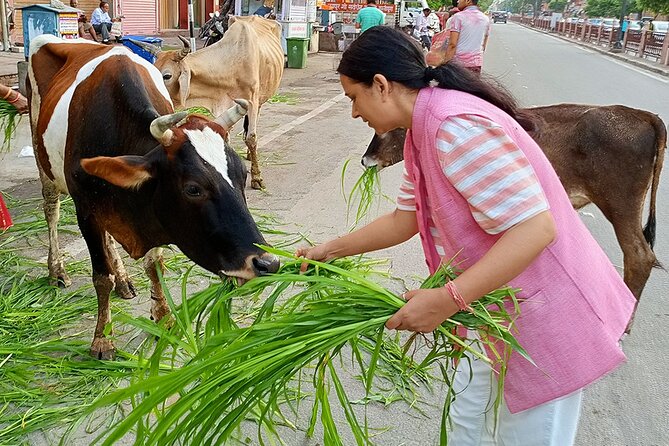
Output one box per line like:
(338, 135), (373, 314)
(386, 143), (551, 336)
(286, 21), (309, 37)
(58, 13), (79, 37)
(322, 0), (395, 14)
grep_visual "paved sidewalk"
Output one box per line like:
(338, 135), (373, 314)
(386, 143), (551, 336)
(517, 23), (669, 78)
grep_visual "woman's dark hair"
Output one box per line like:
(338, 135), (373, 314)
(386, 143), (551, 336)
(337, 26), (535, 131)
(99, 1), (108, 8)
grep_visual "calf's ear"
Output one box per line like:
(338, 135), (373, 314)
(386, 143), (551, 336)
(81, 155), (152, 189)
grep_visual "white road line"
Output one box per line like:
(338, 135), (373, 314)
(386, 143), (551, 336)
(606, 58), (669, 83)
(258, 92), (346, 147)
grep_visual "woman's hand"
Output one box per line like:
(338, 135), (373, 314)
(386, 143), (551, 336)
(295, 243), (334, 272)
(12, 93), (28, 114)
(385, 287), (458, 332)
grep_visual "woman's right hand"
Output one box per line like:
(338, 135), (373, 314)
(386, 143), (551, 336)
(295, 243), (333, 273)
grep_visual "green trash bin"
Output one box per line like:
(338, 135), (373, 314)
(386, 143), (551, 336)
(286, 38), (310, 69)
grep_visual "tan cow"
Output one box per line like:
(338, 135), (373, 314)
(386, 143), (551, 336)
(142, 16), (284, 190)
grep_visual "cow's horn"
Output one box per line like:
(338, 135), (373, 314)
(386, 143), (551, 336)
(150, 111), (188, 144)
(128, 39), (161, 57)
(215, 99), (249, 130)
(177, 35), (191, 59)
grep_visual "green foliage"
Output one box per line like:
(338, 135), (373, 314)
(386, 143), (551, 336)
(586, 0), (624, 17)
(637, 0), (669, 15)
(548, 0), (568, 12)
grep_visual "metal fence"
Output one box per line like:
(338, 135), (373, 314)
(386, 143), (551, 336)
(510, 15), (669, 66)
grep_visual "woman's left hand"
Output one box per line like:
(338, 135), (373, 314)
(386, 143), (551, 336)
(385, 287), (458, 332)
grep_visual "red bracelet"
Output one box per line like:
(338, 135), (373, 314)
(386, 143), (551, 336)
(8, 92), (21, 104)
(445, 281), (472, 312)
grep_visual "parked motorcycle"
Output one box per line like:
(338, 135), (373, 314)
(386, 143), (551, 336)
(198, 0), (233, 47)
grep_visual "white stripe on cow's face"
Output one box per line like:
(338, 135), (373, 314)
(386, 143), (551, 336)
(40, 44), (173, 194)
(184, 127), (234, 188)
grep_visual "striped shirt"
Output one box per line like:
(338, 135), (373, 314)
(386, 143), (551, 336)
(397, 114), (548, 255)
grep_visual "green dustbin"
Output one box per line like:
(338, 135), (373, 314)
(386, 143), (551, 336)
(286, 38), (309, 69)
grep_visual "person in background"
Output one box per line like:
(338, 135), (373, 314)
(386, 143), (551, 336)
(70, 0), (98, 41)
(355, 0), (386, 34)
(428, 8), (441, 36)
(621, 15), (630, 40)
(442, 0), (490, 74)
(297, 26), (634, 445)
(91, 1), (120, 44)
(414, 7), (433, 50)
(253, 0), (274, 18)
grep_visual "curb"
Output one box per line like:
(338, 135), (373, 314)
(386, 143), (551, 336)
(517, 24), (669, 79)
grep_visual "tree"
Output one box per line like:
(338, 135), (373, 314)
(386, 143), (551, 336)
(586, 0), (625, 17)
(636, 0), (669, 14)
(548, 0), (567, 12)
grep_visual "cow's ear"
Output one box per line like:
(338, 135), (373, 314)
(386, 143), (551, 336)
(81, 155), (152, 189)
(178, 66), (191, 107)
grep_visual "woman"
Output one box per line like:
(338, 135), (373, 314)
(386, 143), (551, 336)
(0, 83), (27, 230)
(297, 26), (634, 445)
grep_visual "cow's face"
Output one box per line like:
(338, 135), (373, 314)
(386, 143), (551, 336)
(362, 128), (407, 170)
(154, 51), (190, 110)
(81, 111), (279, 281)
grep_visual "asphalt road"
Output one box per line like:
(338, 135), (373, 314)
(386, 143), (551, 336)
(2, 23), (668, 445)
(484, 23), (669, 446)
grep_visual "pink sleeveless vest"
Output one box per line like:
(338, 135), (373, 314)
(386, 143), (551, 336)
(404, 87), (635, 413)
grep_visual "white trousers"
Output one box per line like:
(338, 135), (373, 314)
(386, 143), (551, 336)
(449, 346), (583, 446)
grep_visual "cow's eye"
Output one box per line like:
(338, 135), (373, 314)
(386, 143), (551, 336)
(163, 72), (173, 81)
(184, 184), (202, 197)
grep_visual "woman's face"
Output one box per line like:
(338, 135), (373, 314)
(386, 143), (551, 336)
(102, 3), (110, 12)
(340, 74), (397, 134)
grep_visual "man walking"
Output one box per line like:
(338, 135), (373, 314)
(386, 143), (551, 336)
(441, 0), (490, 74)
(355, 0), (386, 33)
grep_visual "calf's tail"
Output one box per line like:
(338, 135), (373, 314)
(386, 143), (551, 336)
(643, 113), (666, 259)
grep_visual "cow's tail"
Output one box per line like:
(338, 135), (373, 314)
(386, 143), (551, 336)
(643, 113), (666, 260)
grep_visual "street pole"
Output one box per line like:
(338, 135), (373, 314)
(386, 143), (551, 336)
(187, 0), (196, 52)
(611, 0), (628, 52)
(0, 0), (10, 52)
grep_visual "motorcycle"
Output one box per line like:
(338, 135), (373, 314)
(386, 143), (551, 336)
(198, 0), (234, 47)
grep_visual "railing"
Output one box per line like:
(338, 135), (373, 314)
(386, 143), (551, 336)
(509, 14), (669, 66)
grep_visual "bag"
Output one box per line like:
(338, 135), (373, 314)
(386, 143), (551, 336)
(431, 30), (449, 49)
(110, 21), (122, 38)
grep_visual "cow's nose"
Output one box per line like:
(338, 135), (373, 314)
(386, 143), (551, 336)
(252, 253), (280, 275)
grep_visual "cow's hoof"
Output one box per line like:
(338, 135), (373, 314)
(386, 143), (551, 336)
(90, 338), (116, 360)
(251, 177), (265, 190)
(150, 301), (172, 325)
(51, 273), (72, 288)
(115, 279), (137, 300)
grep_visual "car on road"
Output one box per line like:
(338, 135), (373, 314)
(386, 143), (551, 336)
(492, 11), (507, 23)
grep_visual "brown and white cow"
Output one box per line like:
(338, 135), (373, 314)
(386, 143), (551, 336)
(28, 35), (279, 359)
(362, 104), (666, 308)
(135, 15), (284, 190)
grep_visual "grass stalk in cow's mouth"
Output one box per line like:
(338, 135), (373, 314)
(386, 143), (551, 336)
(86, 247), (529, 446)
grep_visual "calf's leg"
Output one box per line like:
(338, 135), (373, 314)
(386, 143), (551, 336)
(143, 247), (171, 323)
(104, 232), (136, 300)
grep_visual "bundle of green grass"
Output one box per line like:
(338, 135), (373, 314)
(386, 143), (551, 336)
(0, 99), (20, 152)
(86, 247), (528, 446)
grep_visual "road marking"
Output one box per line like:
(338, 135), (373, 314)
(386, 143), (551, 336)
(606, 58), (669, 83)
(258, 92), (346, 147)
